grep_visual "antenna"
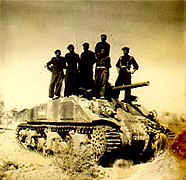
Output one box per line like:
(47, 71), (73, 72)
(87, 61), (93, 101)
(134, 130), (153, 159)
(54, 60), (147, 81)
(107, 26), (116, 46)
(75, 27), (78, 52)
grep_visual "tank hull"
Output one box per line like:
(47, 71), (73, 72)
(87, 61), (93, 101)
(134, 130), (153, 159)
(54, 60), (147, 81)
(15, 96), (172, 165)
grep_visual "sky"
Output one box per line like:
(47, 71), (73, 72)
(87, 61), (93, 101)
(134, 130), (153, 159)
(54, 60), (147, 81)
(0, 1), (185, 115)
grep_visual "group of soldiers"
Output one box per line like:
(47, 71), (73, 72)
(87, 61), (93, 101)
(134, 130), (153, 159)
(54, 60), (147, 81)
(46, 34), (139, 102)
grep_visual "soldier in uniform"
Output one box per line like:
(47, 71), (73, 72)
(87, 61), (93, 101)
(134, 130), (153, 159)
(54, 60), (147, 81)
(95, 34), (110, 58)
(46, 49), (66, 99)
(79, 43), (96, 90)
(64, 44), (80, 97)
(115, 47), (139, 103)
(94, 49), (111, 99)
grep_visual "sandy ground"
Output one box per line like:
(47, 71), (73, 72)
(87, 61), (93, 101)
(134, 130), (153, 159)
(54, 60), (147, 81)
(0, 122), (186, 180)
(0, 124), (66, 180)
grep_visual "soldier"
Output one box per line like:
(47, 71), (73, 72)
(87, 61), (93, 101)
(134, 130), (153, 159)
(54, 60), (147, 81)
(64, 44), (80, 97)
(95, 34), (110, 58)
(115, 47), (139, 103)
(79, 43), (96, 90)
(46, 49), (66, 99)
(94, 49), (111, 99)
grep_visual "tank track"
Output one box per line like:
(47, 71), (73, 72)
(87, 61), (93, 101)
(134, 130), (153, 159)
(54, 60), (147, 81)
(15, 122), (122, 162)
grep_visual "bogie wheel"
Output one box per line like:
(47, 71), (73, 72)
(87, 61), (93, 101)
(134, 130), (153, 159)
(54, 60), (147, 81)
(89, 127), (107, 162)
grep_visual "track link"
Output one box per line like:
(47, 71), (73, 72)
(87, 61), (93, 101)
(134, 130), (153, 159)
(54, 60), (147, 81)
(16, 123), (122, 161)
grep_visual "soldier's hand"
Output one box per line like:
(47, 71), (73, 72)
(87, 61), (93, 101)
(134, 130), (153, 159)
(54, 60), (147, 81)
(131, 69), (136, 74)
(126, 69), (131, 73)
(48, 67), (53, 72)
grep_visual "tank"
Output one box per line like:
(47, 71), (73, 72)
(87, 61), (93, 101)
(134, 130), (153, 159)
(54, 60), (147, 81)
(15, 81), (173, 165)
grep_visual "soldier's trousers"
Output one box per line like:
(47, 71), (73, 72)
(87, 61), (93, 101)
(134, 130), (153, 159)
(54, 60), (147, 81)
(49, 70), (64, 98)
(64, 69), (79, 97)
(115, 73), (131, 101)
(79, 68), (94, 90)
(94, 68), (109, 98)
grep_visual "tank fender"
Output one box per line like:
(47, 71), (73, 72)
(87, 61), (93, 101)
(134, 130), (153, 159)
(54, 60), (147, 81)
(92, 119), (121, 130)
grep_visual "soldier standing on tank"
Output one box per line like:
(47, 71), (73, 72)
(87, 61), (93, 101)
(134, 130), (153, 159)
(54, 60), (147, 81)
(95, 34), (110, 58)
(64, 44), (80, 97)
(79, 43), (96, 90)
(46, 49), (66, 99)
(94, 49), (111, 99)
(115, 47), (139, 103)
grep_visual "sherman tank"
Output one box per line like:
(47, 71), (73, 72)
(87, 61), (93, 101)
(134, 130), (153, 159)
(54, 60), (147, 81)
(15, 81), (173, 165)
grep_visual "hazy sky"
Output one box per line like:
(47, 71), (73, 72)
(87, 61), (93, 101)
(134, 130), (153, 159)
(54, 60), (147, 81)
(0, 1), (185, 115)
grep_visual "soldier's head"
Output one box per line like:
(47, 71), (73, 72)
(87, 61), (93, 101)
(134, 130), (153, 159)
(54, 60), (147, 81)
(122, 47), (130, 54)
(101, 34), (107, 42)
(54, 49), (61, 56)
(82, 43), (89, 51)
(67, 44), (75, 52)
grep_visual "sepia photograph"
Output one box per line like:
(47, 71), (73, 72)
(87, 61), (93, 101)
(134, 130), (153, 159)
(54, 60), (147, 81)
(0, 1), (185, 179)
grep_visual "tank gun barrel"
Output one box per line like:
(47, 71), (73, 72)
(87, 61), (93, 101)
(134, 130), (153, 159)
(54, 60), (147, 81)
(112, 81), (150, 91)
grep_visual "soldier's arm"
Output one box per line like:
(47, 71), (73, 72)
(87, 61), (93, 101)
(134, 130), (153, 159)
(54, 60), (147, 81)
(64, 54), (69, 69)
(46, 59), (53, 72)
(115, 58), (120, 73)
(62, 57), (67, 69)
(91, 51), (97, 65)
(77, 54), (81, 71)
(107, 43), (110, 56)
(95, 43), (98, 54)
(116, 57), (126, 68)
(95, 43), (100, 58)
(106, 57), (112, 69)
(131, 57), (139, 74)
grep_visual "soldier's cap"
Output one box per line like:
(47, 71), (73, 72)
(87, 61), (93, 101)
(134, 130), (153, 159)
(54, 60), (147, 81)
(101, 34), (107, 38)
(82, 43), (89, 47)
(122, 47), (130, 51)
(54, 49), (61, 54)
(67, 44), (74, 50)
